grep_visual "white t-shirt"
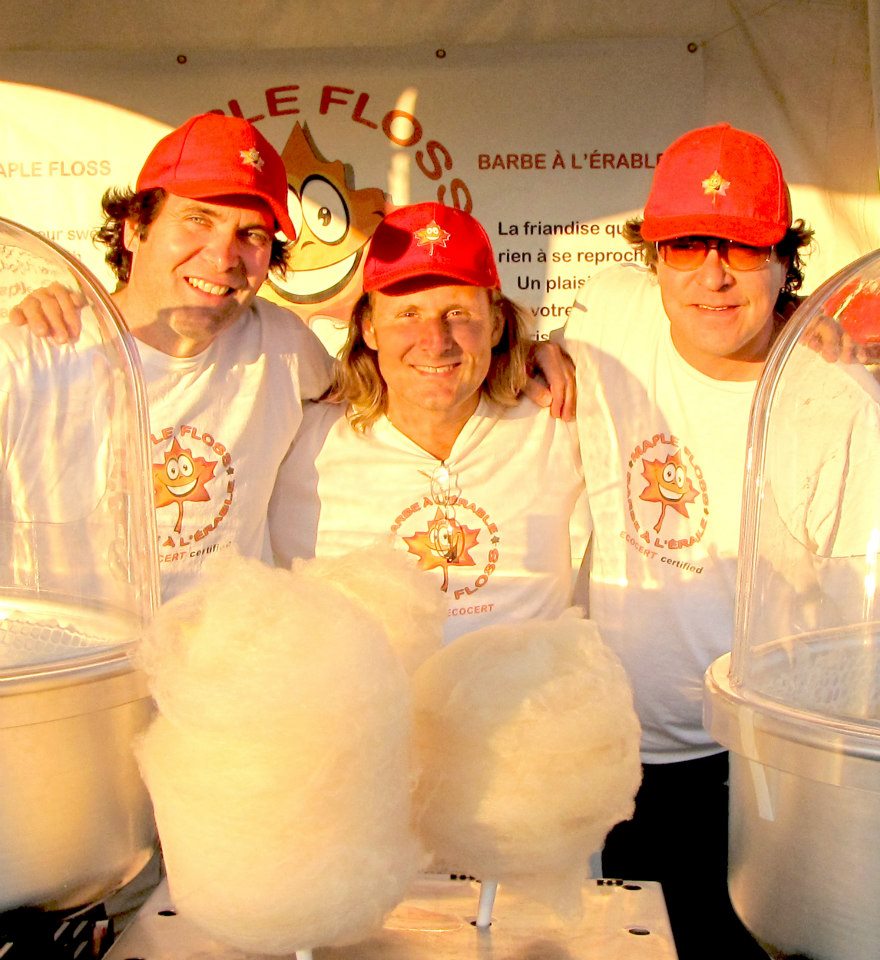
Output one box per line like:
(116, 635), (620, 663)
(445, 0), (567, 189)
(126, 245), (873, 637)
(1, 297), (333, 603)
(139, 298), (332, 598)
(269, 396), (589, 644)
(565, 265), (756, 761)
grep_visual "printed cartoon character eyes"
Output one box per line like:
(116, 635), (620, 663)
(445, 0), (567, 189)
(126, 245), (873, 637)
(428, 519), (465, 562)
(297, 176), (350, 245)
(165, 455), (195, 482)
(662, 462), (686, 488)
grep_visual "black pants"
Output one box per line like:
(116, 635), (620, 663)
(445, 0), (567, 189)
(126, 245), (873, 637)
(601, 752), (768, 960)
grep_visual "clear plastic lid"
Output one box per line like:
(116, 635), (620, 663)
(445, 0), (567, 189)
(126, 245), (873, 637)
(0, 217), (159, 671)
(732, 249), (880, 733)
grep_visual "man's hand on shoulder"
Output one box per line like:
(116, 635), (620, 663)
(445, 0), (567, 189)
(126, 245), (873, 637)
(9, 282), (85, 344)
(524, 339), (576, 420)
(804, 315), (866, 364)
(803, 284), (880, 366)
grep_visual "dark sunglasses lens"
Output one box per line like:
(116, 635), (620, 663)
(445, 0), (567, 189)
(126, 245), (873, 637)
(660, 240), (707, 269)
(659, 239), (771, 271)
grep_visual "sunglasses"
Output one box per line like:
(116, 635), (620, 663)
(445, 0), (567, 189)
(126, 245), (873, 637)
(657, 237), (774, 272)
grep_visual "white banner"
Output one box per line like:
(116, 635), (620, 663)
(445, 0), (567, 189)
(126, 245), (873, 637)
(1, 41), (877, 345)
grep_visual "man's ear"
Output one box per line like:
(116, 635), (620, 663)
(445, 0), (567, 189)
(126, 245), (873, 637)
(363, 317), (378, 351)
(491, 307), (505, 347)
(123, 219), (141, 254)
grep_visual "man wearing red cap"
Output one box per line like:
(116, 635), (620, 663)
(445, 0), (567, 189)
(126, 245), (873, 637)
(269, 202), (588, 642)
(564, 124), (813, 958)
(12, 116), (577, 605)
(11, 114), (333, 600)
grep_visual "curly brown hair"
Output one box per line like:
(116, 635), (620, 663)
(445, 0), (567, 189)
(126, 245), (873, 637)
(93, 186), (291, 285)
(329, 288), (532, 432)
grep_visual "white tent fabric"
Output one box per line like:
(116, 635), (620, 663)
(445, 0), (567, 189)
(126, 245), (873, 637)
(0, 1), (869, 55)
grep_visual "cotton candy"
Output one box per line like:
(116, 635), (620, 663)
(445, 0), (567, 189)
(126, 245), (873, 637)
(292, 541), (445, 674)
(137, 552), (428, 955)
(411, 611), (641, 917)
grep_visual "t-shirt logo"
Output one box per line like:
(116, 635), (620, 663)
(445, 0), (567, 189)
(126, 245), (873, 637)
(390, 465), (500, 598)
(403, 509), (479, 592)
(150, 424), (236, 567)
(639, 451), (698, 534)
(153, 437), (216, 534)
(626, 433), (709, 553)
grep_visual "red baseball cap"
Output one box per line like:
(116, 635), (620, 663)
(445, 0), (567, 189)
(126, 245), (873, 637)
(136, 113), (296, 239)
(641, 123), (791, 246)
(363, 202), (500, 294)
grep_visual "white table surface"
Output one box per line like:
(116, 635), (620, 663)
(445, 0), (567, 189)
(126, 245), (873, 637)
(106, 874), (677, 960)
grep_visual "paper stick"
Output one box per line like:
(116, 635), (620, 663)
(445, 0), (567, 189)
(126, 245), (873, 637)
(476, 879), (497, 928)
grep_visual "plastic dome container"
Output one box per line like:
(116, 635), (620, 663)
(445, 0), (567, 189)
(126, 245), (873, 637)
(0, 217), (160, 910)
(704, 250), (880, 960)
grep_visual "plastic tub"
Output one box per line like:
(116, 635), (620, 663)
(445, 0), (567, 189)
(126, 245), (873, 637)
(704, 250), (880, 960)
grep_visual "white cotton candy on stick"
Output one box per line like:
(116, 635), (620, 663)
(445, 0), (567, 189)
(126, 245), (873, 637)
(293, 541), (446, 674)
(137, 553), (426, 956)
(411, 611), (642, 918)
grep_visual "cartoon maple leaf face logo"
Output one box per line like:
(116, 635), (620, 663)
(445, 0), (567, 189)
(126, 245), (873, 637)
(414, 220), (451, 255)
(639, 452), (698, 533)
(403, 508), (479, 592)
(153, 437), (217, 534)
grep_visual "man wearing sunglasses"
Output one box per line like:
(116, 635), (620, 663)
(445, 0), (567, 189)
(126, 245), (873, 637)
(563, 123), (813, 960)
